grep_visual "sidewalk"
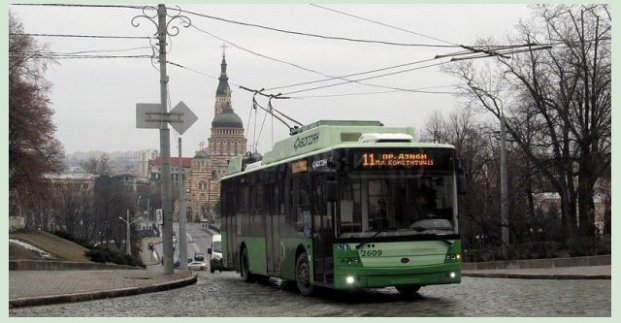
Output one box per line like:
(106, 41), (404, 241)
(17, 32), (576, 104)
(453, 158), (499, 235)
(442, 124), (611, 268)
(9, 269), (196, 308)
(9, 237), (196, 308)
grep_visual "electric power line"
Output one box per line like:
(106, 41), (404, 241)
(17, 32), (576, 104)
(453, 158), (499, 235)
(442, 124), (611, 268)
(9, 33), (151, 40)
(310, 4), (459, 46)
(289, 85), (458, 99)
(188, 24), (454, 97)
(174, 7), (460, 48)
(266, 57), (438, 91)
(282, 60), (450, 95)
(11, 3), (144, 9)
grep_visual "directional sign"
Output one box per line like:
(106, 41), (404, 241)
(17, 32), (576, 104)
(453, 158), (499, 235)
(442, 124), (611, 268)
(136, 101), (197, 135)
(169, 101), (197, 135)
(136, 103), (163, 129)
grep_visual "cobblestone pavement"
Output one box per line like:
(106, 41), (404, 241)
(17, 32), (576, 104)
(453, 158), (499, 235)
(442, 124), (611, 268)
(10, 270), (611, 317)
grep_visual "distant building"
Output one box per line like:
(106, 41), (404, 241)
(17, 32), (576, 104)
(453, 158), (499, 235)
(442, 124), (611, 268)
(148, 157), (193, 187)
(43, 173), (98, 192)
(137, 150), (158, 178)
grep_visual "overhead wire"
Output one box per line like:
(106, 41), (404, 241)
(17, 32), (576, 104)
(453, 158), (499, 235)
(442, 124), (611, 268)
(9, 33), (151, 40)
(190, 24), (455, 96)
(190, 24), (337, 82)
(174, 7), (460, 48)
(289, 85), (458, 99)
(11, 3), (144, 9)
(309, 4), (459, 46)
(281, 60), (450, 95)
(10, 53), (154, 59)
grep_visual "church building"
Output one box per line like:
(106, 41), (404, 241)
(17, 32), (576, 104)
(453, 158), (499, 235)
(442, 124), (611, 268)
(186, 50), (247, 222)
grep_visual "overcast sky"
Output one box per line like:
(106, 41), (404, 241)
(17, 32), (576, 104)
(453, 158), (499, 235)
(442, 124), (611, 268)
(10, 3), (534, 157)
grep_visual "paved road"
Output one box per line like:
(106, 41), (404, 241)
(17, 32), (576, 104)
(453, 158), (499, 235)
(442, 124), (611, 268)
(10, 269), (610, 317)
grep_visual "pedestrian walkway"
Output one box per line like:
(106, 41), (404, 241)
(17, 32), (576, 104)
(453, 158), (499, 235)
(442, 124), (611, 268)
(9, 269), (196, 308)
(9, 237), (196, 308)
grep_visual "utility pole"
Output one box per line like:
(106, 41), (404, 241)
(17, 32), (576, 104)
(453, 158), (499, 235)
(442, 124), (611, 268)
(156, 4), (174, 275)
(178, 137), (188, 270)
(133, 4), (193, 274)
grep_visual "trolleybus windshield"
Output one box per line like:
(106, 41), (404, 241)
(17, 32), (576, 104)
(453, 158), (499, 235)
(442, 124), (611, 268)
(336, 148), (457, 239)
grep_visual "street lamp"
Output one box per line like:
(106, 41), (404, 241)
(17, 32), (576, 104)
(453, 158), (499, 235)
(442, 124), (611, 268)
(119, 211), (142, 256)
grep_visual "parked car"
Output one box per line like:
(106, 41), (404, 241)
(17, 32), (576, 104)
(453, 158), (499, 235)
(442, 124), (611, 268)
(208, 234), (222, 273)
(187, 260), (208, 271)
(173, 257), (194, 269)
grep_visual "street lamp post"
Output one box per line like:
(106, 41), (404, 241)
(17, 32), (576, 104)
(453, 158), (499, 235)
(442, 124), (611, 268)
(499, 109), (510, 259)
(119, 211), (142, 256)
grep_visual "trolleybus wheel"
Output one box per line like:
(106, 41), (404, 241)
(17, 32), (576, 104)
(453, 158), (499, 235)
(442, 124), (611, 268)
(395, 284), (421, 297)
(295, 252), (314, 296)
(240, 248), (254, 282)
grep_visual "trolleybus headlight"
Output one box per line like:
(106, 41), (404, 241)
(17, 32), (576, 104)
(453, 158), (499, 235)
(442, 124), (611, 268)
(449, 272), (456, 279)
(346, 276), (355, 284)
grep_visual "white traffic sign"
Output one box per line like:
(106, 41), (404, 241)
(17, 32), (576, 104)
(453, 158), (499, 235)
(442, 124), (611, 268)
(136, 101), (197, 135)
(136, 103), (163, 129)
(169, 101), (197, 135)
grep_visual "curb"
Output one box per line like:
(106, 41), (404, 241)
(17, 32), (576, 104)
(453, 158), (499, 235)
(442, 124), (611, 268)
(9, 272), (198, 308)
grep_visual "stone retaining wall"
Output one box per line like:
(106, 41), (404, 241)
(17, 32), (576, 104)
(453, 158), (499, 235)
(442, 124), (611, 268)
(9, 260), (141, 271)
(462, 254), (610, 270)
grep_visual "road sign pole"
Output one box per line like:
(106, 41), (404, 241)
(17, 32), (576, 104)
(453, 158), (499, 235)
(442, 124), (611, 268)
(179, 137), (188, 270)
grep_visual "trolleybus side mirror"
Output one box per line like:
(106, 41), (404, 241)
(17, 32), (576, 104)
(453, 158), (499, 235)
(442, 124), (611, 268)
(456, 158), (467, 195)
(327, 180), (338, 202)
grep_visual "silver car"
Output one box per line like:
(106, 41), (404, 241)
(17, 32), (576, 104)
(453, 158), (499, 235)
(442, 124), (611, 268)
(187, 260), (208, 271)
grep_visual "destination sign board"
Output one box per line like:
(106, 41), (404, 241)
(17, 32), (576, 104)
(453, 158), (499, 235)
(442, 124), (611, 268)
(348, 148), (454, 171)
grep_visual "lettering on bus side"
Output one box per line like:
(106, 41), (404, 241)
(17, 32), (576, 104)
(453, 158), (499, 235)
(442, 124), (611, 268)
(293, 132), (320, 151)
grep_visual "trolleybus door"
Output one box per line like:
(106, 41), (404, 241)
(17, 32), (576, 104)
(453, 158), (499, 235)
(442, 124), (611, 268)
(312, 174), (334, 285)
(265, 182), (282, 276)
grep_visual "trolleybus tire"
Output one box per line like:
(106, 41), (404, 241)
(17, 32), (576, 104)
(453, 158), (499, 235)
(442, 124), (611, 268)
(240, 248), (254, 282)
(395, 284), (421, 297)
(295, 252), (314, 296)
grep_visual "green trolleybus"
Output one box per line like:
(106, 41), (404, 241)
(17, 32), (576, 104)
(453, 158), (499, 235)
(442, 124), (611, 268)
(220, 120), (465, 296)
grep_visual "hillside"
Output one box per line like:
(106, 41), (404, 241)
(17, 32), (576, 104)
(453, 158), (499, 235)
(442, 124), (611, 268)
(9, 230), (92, 262)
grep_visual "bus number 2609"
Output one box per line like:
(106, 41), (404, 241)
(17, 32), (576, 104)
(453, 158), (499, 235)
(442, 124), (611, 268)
(359, 249), (383, 257)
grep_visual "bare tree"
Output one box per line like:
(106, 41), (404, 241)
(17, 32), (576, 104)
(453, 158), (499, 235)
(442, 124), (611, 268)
(9, 13), (64, 223)
(444, 4), (610, 244)
(81, 153), (112, 176)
